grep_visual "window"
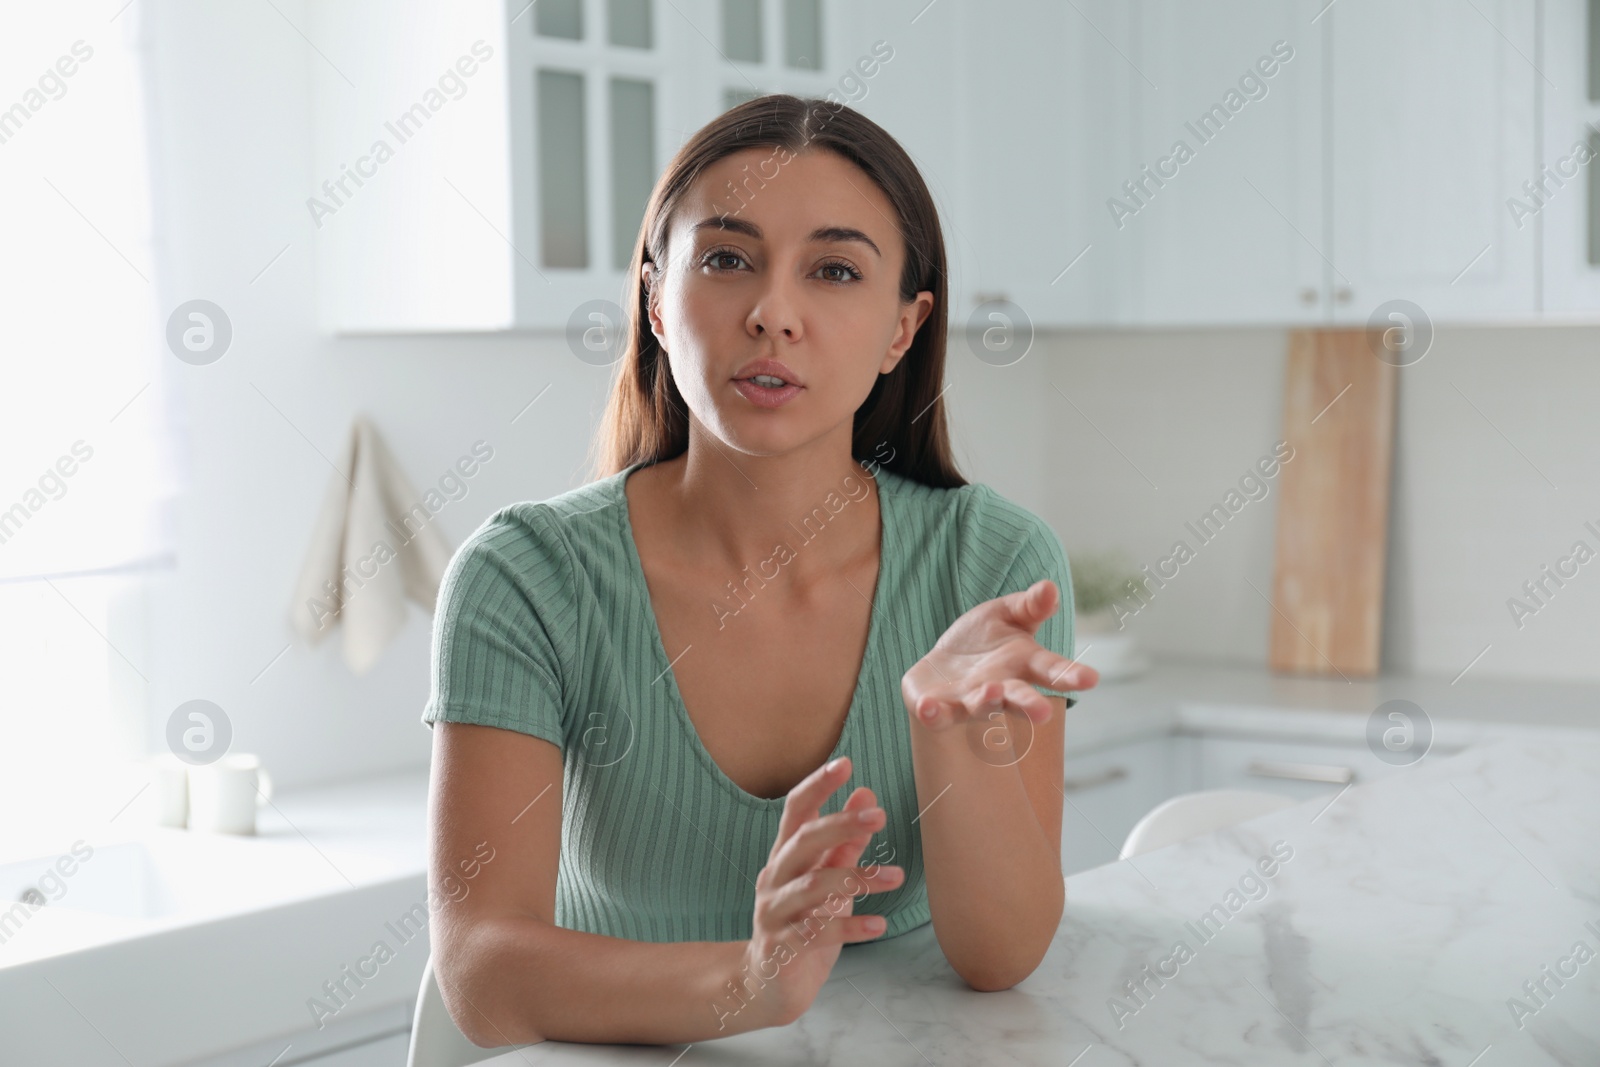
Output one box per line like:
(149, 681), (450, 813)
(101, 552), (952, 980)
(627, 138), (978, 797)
(0, 4), (179, 838)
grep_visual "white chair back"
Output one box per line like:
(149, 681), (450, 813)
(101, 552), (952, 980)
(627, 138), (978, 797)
(406, 955), (498, 1067)
(1119, 788), (1298, 860)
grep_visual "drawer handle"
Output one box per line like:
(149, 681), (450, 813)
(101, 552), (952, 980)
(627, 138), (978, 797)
(1061, 766), (1128, 793)
(1247, 759), (1355, 785)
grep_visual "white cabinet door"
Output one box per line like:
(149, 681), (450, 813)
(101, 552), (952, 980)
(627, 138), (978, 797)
(1121, 0), (1327, 326)
(954, 0), (1135, 329)
(1327, 0), (1539, 323)
(1060, 736), (1189, 874)
(1538, 0), (1600, 319)
(308, 1), (516, 333)
(841, 0), (1138, 329)
(830, 0), (969, 320)
(186, 1010), (413, 1067)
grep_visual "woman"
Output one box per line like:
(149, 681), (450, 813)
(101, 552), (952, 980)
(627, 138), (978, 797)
(422, 93), (1099, 1047)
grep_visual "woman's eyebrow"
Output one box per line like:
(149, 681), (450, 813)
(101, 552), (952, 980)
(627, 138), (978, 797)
(691, 217), (882, 258)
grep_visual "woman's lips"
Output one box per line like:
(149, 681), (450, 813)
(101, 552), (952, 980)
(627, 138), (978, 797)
(732, 377), (803, 408)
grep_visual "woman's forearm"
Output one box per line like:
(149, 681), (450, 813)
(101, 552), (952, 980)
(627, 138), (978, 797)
(905, 711), (1064, 990)
(436, 913), (766, 1046)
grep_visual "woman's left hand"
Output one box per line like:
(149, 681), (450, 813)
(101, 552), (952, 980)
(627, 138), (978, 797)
(901, 579), (1100, 732)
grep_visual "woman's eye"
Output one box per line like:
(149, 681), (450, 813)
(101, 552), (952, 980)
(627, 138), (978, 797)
(703, 248), (746, 271)
(700, 249), (860, 283)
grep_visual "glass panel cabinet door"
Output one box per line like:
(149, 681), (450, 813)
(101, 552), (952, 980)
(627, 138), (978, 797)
(783, 0), (822, 69)
(537, 69), (589, 269)
(536, 0), (584, 39)
(513, 0), (674, 323)
(609, 77), (655, 270)
(722, 0), (764, 62)
(607, 0), (653, 48)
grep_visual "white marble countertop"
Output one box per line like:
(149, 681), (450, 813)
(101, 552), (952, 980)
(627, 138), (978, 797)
(477, 731), (1600, 1065)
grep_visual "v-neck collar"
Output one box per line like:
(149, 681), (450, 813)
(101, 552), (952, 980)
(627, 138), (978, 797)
(611, 459), (897, 808)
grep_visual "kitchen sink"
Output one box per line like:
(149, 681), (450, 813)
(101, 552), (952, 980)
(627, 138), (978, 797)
(0, 827), (355, 951)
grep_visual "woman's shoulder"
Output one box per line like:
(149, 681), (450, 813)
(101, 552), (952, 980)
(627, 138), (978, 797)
(442, 472), (626, 593)
(960, 480), (1058, 545)
(879, 466), (1051, 548)
(882, 469), (1066, 605)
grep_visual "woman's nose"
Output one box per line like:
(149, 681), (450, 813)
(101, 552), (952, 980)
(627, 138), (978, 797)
(745, 268), (803, 340)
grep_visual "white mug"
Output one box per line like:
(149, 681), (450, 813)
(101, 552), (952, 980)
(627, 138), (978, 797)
(187, 754), (273, 835)
(148, 754), (190, 828)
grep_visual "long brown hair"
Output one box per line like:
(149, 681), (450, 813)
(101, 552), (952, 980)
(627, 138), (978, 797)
(586, 93), (966, 489)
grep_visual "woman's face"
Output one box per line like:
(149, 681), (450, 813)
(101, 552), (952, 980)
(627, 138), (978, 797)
(645, 146), (934, 459)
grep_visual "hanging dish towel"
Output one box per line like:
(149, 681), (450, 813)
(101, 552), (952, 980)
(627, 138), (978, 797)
(290, 414), (454, 675)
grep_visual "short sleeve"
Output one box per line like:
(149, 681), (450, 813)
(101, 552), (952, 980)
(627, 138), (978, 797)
(967, 487), (1077, 698)
(421, 509), (569, 751)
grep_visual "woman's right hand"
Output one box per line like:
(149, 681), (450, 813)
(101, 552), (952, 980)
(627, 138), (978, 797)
(733, 755), (904, 1030)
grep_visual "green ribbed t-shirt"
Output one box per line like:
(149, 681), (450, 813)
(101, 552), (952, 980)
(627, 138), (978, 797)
(422, 460), (1075, 944)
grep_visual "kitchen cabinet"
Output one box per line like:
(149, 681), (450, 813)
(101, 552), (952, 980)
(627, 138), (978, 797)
(310, 0), (850, 332)
(1067, 0), (1543, 325)
(298, 1031), (410, 1066)
(308, 0), (1592, 332)
(1191, 732), (1459, 803)
(1058, 725), (1470, 869)
(181, 1004), (414, 1067)
(1118, 0), (1543, 324)
(1326, 0), (1540, 323)
(1059, 736), (1195, 873)
(1539, 0), (1600, 318)
(875, 0), (1558, 328)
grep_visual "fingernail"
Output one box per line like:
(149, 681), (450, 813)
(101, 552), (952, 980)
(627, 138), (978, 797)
(827, 757), (845, 773)
(867, 916), (886, 931)
(858, 807), (883, 823)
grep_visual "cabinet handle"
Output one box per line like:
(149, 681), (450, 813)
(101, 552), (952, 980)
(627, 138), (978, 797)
(1061, 766), (1128, 793)
(1299, 287), (1318, 304)
(1590, 0), (1600, 102)
(1247, 759), (1354, 785)
(1589, 127), (1599, 265)
(1335, 287), (1353, 303)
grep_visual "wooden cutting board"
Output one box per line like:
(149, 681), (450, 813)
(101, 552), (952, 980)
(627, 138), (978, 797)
(1269, 330), (1398, 678)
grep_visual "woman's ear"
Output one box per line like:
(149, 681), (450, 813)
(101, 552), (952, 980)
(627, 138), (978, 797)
(642, 261), (666, 345)
(879, 290), (934, 373)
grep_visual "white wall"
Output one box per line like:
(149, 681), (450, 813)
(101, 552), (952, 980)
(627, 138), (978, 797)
(140, 1), (1600, 790)
(141, 0), (609, 789)
(1024, 327), (1600, 684)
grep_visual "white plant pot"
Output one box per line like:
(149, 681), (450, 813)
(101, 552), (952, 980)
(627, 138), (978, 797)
(1071, 608), (1151, 682)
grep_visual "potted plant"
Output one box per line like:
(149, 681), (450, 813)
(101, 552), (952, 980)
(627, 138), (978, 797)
(1067, 549), (1151, 682)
